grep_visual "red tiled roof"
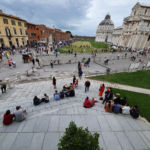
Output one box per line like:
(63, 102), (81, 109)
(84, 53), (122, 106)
(0, 12), (27, 22)
(27, 22), (37, 26)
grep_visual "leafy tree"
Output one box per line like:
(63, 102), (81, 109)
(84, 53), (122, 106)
(66, 31), (73, 38)
(58, 121), (100, 150)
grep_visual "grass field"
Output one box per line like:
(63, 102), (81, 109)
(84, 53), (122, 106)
(112, 88), (150, 122)
(89, 70), (150, 89)
(58, 40), (110, 53)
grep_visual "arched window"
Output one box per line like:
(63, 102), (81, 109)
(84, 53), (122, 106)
(5, 27), (11, 37)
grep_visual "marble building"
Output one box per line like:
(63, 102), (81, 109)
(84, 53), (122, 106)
(95, 14), (114, 43)
(112, 26), (123, 46)
(118, 2), (150, 50)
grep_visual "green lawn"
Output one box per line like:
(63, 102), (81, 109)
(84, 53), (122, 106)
(89, 70), (150, 89)
(90, 41), (109, 49)
(59, 41), (110, 53)
(112, 88), (150, 122)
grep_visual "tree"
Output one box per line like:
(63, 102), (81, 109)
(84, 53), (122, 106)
(58, 121), (100, 150)
(66, 31), (73, 38)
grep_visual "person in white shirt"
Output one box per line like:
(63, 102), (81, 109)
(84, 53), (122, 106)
(14, 106), (27, 122)
(122, 104), (130, 115)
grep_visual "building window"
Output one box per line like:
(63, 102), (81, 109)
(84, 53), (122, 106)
(3, 18), (8, 24)
(20, 29), (22, 35)
(24, 23), (27, 27)
(11, 20), (16, 25)
(145, 9), (147, 14)
(25, 30), (27, 35)
(148, 35), (150, 41)
(13, 28), (17, 35)
(18, 22), (22, 26)
(5, 27), (11, 36)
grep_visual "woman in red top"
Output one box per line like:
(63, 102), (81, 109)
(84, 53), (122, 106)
(83, 97), (95, 108)
(99, 84), (105, 100)
(3, 110), (15, 125)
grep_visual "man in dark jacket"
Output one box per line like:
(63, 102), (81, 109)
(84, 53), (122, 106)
(85, 80), (91, 92)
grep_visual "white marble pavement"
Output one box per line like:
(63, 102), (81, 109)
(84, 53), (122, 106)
(0, 78), (150, 150)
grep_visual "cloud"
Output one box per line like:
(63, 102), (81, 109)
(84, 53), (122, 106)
(0, 0), (150, 36)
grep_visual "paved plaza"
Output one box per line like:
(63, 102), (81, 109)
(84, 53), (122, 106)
(0, 77), (150, 150)
(0, 51), (150, 81)
(1, 51), (150, 150)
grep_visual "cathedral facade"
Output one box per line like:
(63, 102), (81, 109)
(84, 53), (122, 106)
(112, 26), (123, 46)
(118, 2), (150, 49)
(95, 14), (114, 43)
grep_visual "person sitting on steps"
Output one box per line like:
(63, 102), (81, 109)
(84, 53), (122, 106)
(3, 110), (15, 125)
(41, 93), (50, 103)
(33, 96), (42, 106)
(14, 106), (27, 122)
(83, 97), (96, 108)
(54, 90), (60, 100)
(130, 105), (139, 119)
(104, 100), (114, 113)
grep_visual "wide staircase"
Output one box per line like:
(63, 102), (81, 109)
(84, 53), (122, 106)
(0, 78), (150, 150)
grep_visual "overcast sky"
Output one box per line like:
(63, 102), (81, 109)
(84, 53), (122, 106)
(0, 0), (150, 36)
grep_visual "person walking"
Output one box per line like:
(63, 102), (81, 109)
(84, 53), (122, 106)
(52, 76), (56, 89)
(50, 60), (53, 68)
(78, 68), (83, 79)
(73, 75), (76, 85)
(85, 80), (90, 92)
(36, 57), (40, 66)
(31, 58), (35, 67)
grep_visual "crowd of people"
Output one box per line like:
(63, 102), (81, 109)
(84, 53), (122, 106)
(103, 89), (139, 119)
(2, 75), (140, 126)
(83, 84), (140, 119)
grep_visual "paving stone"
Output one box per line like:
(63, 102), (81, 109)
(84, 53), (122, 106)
(4, 122), (22, 133)
(138, 131), (150, 148)
(105, 115), (123, 131)
(33, 116), (50, 133)
(48, 115), (59, 132)
(59, 115), (72, 132)
(125, 131), (149, 150)
(126, 117), (143, 131)
(42, 132), (59, 150)
(102, 131), (122, 150)
(22, 118), (37, 132)
(97, 115), (111, 131)
(115, 132), (134, 150)
(84, 115), (101, 132)
(30, 133), (45, 150)
(11, 133), (33, 150)
(0, 133), (18, 150)
(142, 131), (150, 142)
(98, 132), (107, 150)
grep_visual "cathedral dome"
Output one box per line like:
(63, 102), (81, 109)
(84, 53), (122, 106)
(99, 14), (114, 25)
